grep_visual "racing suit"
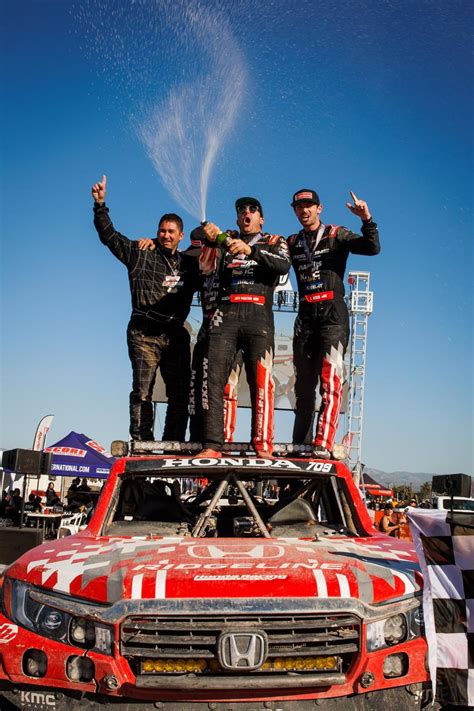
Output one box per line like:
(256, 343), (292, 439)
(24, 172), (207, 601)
(200, 232), (291, 452)
(94, 204), (200, 441)
(288, 219), (380, 450)
(186, 240), (243, 443)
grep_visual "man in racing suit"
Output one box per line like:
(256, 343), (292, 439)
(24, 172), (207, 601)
(136, 227), (243, 444)
(197, 197), (291, 458)
(92, 175), (199, 441)
(288, 188), (380, 459)
(185, 229), (244, 443)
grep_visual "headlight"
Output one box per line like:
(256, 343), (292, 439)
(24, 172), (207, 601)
(366, 605), (423, 651)
(367, 612), (407, 651)
(4, 578), (113, 654)
(383, 614), (407, 644)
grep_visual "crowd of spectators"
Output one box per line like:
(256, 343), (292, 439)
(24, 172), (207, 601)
(0, 477), (101, 533)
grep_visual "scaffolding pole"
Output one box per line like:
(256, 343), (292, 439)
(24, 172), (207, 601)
(343, 271), (373, 485)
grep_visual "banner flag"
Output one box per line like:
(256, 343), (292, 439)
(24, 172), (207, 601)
(32, 414), (54, 451)
(407, 508), (474, 708)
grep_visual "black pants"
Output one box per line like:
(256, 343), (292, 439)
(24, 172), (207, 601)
(189, 322), (243, 442)
(127, 322), (191, 441)
(203, 303), (274, 451)
(292, 299), (349, 449)
(189, 324), (208, 442)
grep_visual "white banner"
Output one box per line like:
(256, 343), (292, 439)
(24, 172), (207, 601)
(32, 414), (54, 451)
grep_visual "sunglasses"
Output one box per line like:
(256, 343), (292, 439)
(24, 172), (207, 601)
(237, 204), (260, 215)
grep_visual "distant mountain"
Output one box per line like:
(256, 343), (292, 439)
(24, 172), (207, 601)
(364, 468), (435, 489)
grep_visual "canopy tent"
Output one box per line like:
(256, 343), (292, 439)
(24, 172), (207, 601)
(44, 431), (115, 479)
(361, 472), (393, 498)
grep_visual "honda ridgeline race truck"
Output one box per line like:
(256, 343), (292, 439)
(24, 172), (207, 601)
(0, 443), (432, 711)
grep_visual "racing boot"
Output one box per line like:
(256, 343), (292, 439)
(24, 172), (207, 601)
(254, 448), (275, 460)
(312, 445), (331, 460)
(195, 448), (222, 458)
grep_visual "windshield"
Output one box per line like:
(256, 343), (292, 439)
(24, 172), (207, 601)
(440, 498), (474, 511)
(103, 466), (360, 539)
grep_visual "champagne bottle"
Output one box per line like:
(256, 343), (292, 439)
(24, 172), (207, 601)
(201, 221), (233, 249)
(216, 232), (233, 248)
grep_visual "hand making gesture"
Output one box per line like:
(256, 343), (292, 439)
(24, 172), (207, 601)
(91, 175), (107, 204)
(346, 191), (371, 221)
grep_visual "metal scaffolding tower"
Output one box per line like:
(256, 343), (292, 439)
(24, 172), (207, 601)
(343, 271), (374, 485)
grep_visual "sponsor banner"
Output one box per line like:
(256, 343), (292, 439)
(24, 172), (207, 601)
(51, 464), (90, 473)
(45, 446), (87, 457)
(128, 458), (336, 473)
(32, 414), (54, 451)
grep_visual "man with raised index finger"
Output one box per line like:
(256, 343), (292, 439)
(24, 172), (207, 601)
(92, 175), (199, 442)
(288, 189), (380, 460)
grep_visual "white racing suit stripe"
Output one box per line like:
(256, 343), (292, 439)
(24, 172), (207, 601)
(255, 350), (274, 451)
(316, 343), (345, 451)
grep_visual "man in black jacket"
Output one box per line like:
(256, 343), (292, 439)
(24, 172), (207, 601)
(92, 175), (199, 441)
(288, 189), (380, 459)
(197, 197), (291, 458)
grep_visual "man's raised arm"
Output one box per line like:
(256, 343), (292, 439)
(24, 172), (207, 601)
(91, 174), (107, 205)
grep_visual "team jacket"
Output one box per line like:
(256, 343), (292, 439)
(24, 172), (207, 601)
(94, 203), (200, 325)
(199, 232), (291, 312)
(287, 220), (380, 305)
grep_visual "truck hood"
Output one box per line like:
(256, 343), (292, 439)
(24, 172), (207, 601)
(8, 534), (421, 606)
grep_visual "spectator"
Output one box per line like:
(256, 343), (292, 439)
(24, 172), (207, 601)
(24, 494), (38, 513)
(4, 491), (21, 526)
(67, 477), (80, 504)
(46, 482), (60, 506)
(0, 490), (9, 518)
(78, 478), (91, 493)
(12, 488), (23, 511)
(379, 506), (402, 537)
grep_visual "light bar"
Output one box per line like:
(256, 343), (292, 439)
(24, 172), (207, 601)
(117, 441), (315, 456)
(112, 440), (315, 457)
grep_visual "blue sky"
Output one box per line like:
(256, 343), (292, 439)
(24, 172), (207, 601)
(1, 0), (472, 475)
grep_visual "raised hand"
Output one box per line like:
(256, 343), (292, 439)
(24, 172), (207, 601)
(202, 222), (221, 242)
(345, 191), (371, 221)
(91, 175), (107, 204)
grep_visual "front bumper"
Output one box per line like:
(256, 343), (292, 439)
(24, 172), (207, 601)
(0, 682), (434, 711)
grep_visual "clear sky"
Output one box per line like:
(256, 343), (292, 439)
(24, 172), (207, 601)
(1, 0), (472, 475)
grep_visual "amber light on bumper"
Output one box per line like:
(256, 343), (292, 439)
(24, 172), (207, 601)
(141, 655), (339, 674)
(265, 656), (339, 672)
(142, 658), (207, 673)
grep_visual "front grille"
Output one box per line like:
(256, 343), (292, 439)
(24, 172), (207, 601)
(121, 613), (360, 676)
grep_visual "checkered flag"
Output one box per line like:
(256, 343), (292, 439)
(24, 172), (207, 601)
(407, 508), (474, 708)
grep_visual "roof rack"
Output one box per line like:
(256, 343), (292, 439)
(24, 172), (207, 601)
(111, 440), (314, 458)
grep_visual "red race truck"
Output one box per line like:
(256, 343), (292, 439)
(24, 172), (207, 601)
(0, 445), (432, 710)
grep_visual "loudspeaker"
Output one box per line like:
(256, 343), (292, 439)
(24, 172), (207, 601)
(432, 473), (472, 498)
(0, 527), (44, 565)
(2, 449), (52, 475)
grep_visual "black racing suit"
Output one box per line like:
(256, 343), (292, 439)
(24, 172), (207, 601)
(94, 203), (200, 441)
(288, 219), (380, 450)
(186, 241), (244, 443)
(200, 232), (291, 452)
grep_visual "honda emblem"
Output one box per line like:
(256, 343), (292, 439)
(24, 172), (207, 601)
(218, 630), (268, 670)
